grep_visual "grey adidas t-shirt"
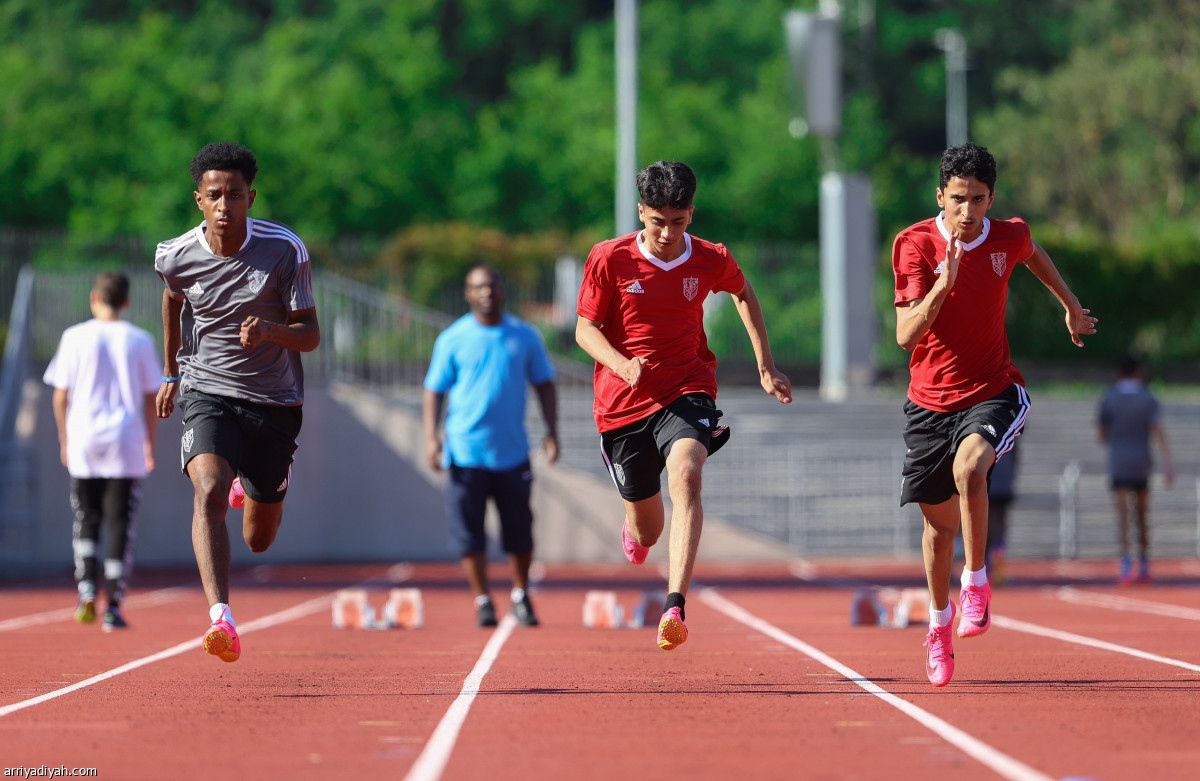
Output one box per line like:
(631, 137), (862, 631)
(155, 217), (315, 406)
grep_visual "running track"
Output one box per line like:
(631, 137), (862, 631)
(2, 559), (1199, 780)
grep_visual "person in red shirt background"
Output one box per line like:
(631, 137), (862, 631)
(576, 160), (791, 651)
(893, 142), (1098, 687)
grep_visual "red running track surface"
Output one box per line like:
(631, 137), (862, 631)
(2, 558), (1199, 781)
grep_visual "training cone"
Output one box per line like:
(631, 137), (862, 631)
(849, 589), (885, 627)
(631, 590), (666, 628)
(385, 588), (424, 629)
(583, 590), (623, 628)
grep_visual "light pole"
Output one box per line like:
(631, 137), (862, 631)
(615, 0), (638, 236)
(934, 28), (968, 148)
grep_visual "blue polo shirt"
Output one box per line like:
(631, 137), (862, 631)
(424, 313), (556, 471)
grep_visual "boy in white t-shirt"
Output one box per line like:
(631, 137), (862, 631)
(44, 273), (160, 631)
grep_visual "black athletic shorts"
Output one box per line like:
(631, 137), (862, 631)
(179, 389), (303, 504)
(445, 461), (534, 557)
(600, 392), (730, 503)
(900, 383), (1029, 506)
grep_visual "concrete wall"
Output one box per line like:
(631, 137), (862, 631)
(22, 380), (789, 574)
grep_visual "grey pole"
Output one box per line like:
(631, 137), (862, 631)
(615, 0), (639, 236)
(935, 28), (968, 147)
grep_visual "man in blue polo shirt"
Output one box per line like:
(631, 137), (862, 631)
(423, 265), (559, 627)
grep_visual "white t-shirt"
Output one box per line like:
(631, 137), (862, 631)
(43, 319), (161, 478)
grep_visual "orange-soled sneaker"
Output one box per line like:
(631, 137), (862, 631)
(622, 519), (649, 565)
(957, 582), (992, 638)
(656, 606), (688, 651)
(924, 604), (955, 687)
(229, 477), (246, 509)
(203, 618), (241, 663)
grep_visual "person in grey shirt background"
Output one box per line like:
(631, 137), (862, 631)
(1098, 354), (1173, 585)
(155, 141), (320, 663)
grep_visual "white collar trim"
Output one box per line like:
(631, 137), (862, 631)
(637, 232), (693, 271)
(192, 217), (255, 258)
(936, 211), (991, 251)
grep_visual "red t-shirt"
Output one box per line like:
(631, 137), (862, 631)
(577, 231), (746, 432)
(893, 214), (1033, 412)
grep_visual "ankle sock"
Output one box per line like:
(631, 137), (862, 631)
(929, 601), (953, 628)
(664, 592), (686, 622)
(961, 566), (988, 588)
(209, 603), (236, 627)
(510, 588), (526, 604)
(474, 594), (492, 608)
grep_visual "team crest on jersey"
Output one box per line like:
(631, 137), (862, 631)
(990, 252), (1007, 276)
(682, 277), (700, 301)
(182, 428), (194, 453)
(247, 269), (268, 294)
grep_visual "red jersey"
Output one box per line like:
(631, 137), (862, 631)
(893, 214), (1034, 412)
(577, 231), (746, 432)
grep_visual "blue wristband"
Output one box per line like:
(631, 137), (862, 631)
(162, 376), (181, 383)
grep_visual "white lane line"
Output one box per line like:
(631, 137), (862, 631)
(0, 592), (333, 718)
(991, 615), (1200, 672)
(0, 587), (191, 632)
(403, 615), (517, 781)
(1052, 587), (1200, 621)
(700, 589), (1054, 781)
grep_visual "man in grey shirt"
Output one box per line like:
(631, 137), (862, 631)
(155, 142), (320, 663)
(1098, 354), (1173, 585)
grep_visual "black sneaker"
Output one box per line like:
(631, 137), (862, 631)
(476, 597), (498, 628)
(511, 594), (539, 627)
(101, 606), (127, 632)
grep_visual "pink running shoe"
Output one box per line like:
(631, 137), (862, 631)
(924, 603), (955, 687)
(203, 618), (241, 663)
(622, 519), (648, 565)
(229, 477), (246, 509)
(957, 582), (992, 638)
(656, 606), (688, 650)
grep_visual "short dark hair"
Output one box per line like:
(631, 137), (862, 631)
(636, 161), (696, 210)
(1117, 353), (1142, 377)
(190, 142), (258, 186)
(939, 142), (997, 193)
(93, 272), (130, 309)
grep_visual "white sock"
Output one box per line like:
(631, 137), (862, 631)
(961, 565), (988, 588)
(474, 594), (492, 608)
(929, 601), (953, 628)
(209, 603), (236, 627)
(511, 588), (526, 604)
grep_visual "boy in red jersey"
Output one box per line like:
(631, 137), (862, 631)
(576, 160), (792, 650)
(894, 143), (1098, 686)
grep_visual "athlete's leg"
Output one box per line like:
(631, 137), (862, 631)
(101, 478), (139, 607)
(1134, 486), (1150, 559)
(624, 494), (665, 548)
(1114, 487), (1132, 558)
(242, 498), (284, 553)
(664, 438), (708, 596)
(920, 498), (960, 612)
(188, 452), (236, 606)
(953, 433), (996, 573)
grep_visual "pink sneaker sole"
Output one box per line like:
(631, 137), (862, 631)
(657, 607), (687, 650)
(229, 477), (245, 509)
(203, 620), (241, 663)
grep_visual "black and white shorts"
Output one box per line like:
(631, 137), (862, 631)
(900, 384), (1029, 507)
(600, 392), (730, 503)
(179, 389), (303, 504)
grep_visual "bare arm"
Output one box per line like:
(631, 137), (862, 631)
(896, 233), (963, 352)
(1023, 241), (1098, 347)
(574, 315), (646, 389)
(1152, 421), (1174, 487)
(240, 307), (321, 352)
(156, 290), (184, 418)
(534, 380), (559, 466)
(728, 279), (791, 403)
(52, 387), (69, 467)
(143, 394), (158, 472)
(422, 388), (445, 472)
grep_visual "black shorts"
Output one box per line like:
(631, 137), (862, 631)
(1111, 477), (1149, 491)
(900, 384), (1029, 506)
(599, 393), (730, 503)
(445, 461), (534, 557)
(179, 389), (303, 504)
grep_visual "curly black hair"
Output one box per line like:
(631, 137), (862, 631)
(636, 160), (697, 210)
(189, 142), (259, 186)
(939, 142), (997, 193)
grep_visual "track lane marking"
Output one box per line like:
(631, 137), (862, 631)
(402, 615), (517, 781)
(991, 614), (1200, 672)
(0, 587), (191, 632)
(700, 588), (1054, 781)
(1051, 586), (1200, 621)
